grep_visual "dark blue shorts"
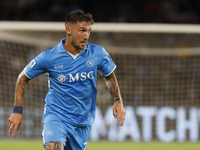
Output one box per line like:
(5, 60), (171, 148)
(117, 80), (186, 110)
(42, 113), (91, 150)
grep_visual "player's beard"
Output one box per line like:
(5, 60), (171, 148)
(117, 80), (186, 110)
(71, 38), (86, 50)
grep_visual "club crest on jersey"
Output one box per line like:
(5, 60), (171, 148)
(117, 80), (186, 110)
(30, 59), (36, 68)
(86, 59), (94, 67)
(46, 130), (54, 136)
(57, 74), (67, 83)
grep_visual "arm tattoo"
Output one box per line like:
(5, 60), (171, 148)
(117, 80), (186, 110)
(103, 72), (123, 103)
(45, 142), (64, 150)
(14, 70), (30, 106)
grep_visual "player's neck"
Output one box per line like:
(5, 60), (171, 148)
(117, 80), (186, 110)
(63, 40), (82, 55)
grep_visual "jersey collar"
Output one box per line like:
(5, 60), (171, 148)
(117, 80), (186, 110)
(58, 38), (88, 54)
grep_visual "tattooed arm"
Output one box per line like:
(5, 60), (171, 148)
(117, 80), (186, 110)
(45, 142), (64, 150)
(103, 72), (126, 126)
(8, 69), (30, 136)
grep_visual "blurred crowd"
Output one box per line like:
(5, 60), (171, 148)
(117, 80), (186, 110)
(0, 0), (200, 24)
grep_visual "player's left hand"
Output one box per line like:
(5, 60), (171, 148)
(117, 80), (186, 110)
(8, 113), (23, 136)
(113, 101), (126, 126)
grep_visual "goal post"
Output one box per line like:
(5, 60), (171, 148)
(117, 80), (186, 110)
(0, 22), (200, 142)
(1, 21), (200, 33)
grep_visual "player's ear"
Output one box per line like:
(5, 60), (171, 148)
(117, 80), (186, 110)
(66, 26), (72, 36)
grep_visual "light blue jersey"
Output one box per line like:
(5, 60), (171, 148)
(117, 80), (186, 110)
(25, 38), (116, 126)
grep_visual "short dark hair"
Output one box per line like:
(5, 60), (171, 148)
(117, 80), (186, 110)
(65, 10), (94, 25)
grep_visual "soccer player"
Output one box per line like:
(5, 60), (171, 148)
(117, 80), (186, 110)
(8, 10), (126, 150)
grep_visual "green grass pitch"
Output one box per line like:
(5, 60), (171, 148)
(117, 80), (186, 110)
(0, 139), (200, 150)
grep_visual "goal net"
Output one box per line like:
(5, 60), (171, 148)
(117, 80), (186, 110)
(0, 22), (200, 142)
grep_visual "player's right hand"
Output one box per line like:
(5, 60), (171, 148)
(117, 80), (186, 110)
(8, 113), (23, 136)
(113, 101), (126, 126)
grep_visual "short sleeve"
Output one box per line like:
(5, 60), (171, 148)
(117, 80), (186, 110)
(24, 52), (48, 79)
(98, 47), (116, 76)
